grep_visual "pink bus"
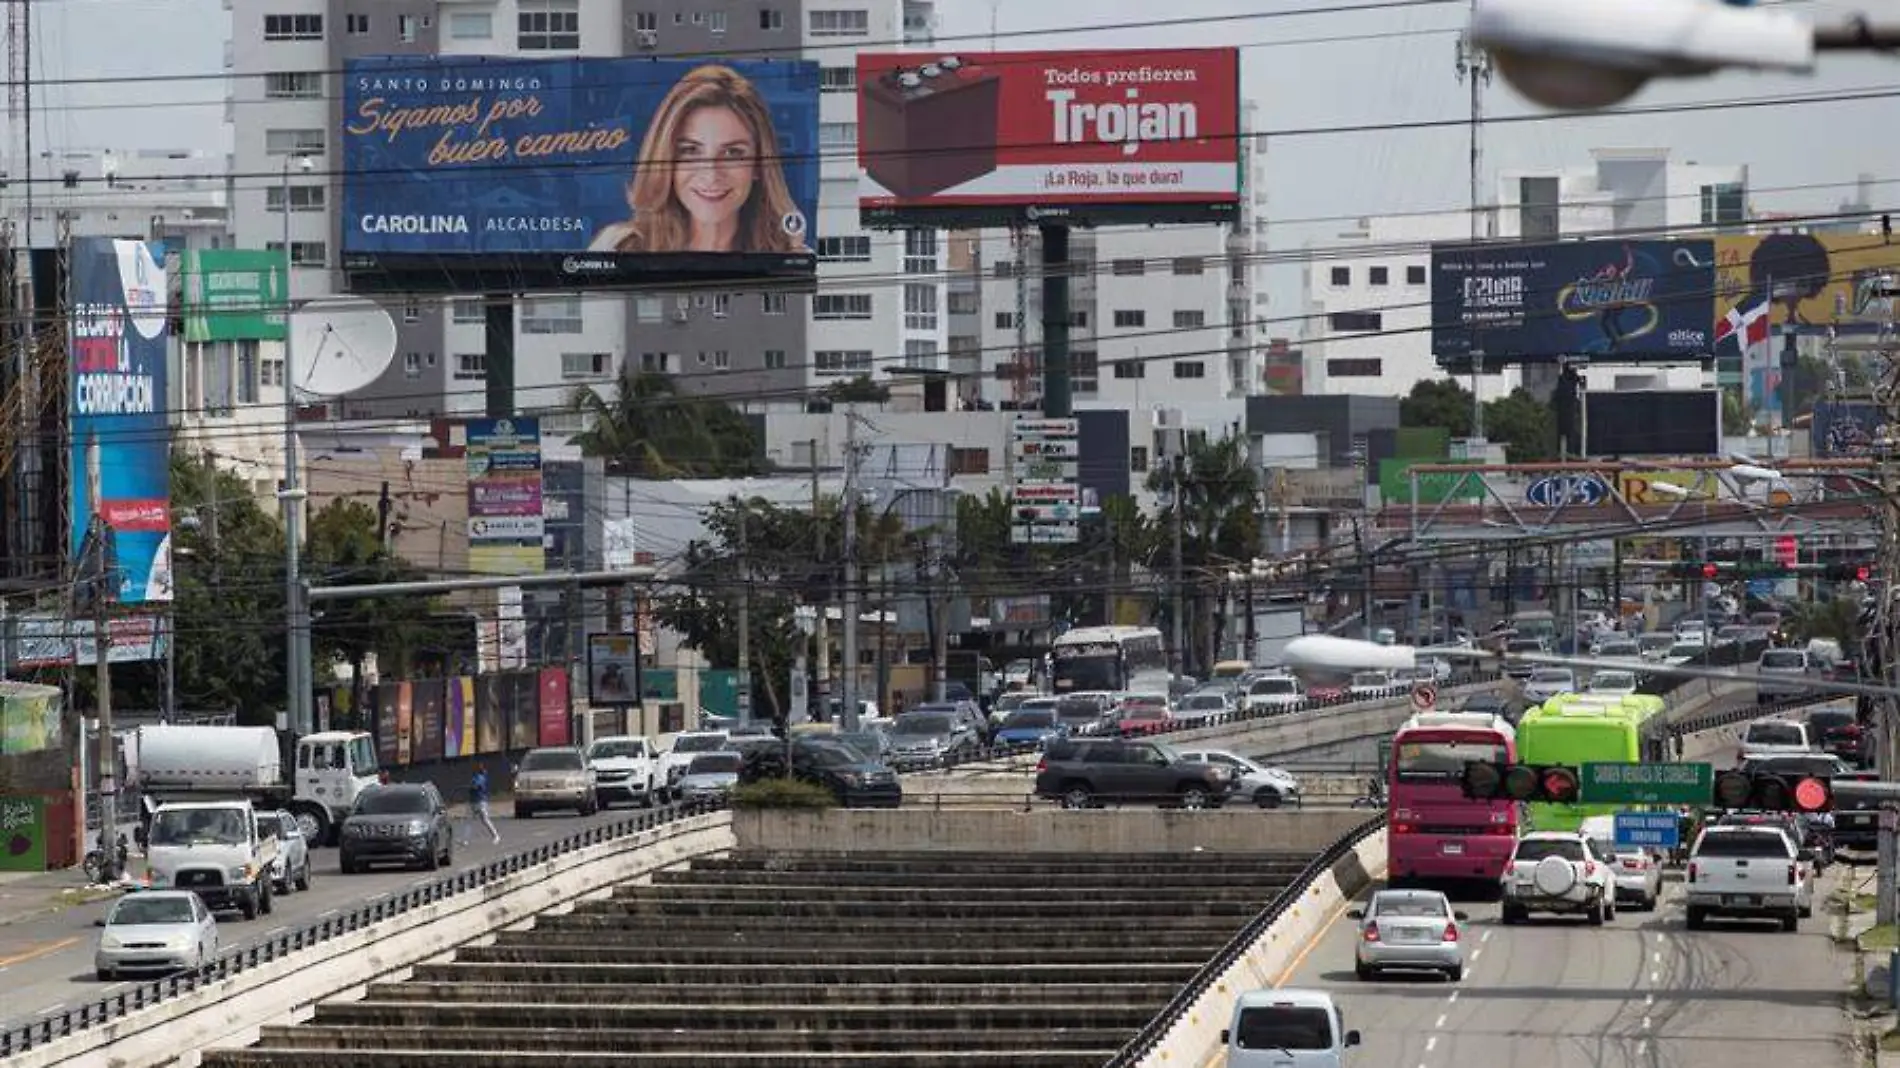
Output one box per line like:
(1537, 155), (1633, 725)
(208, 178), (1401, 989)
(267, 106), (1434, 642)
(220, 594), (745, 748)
(1387, 712), (1519, 886)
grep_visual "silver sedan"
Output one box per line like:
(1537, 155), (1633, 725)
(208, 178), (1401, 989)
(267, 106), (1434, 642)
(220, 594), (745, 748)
(94, 890), (219, 980)
(1351, 888), (1467, 982)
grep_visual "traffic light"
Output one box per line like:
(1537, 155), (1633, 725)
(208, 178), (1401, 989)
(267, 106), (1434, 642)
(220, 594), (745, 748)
(1710, 769), (1833, 813)
(1823, 563), (1872, 583)
(1461, 762), (1582, 803)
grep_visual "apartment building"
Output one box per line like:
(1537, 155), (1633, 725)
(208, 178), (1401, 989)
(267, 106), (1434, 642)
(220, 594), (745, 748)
(1300, 148), (1746, 401)
(227, 0), (944, 425)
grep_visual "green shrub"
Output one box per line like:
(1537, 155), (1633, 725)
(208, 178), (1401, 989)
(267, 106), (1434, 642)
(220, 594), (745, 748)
(731, 777), (837, 810)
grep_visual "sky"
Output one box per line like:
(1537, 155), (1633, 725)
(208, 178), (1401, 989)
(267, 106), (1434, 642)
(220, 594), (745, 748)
(15, 0), (1900, 313)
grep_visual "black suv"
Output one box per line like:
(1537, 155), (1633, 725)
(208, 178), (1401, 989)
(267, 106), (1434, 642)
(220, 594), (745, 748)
(339, 783), (454, 873)
(1033, 737), (1235, 809)
(739, 738), (903, 808)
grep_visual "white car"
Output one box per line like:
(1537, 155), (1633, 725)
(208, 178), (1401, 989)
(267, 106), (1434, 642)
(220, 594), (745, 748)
(585, 735), (660, 808)
(1347, 671), (1393, 700)
(1523, 668), (1578, 705)
(1579, 815), (1663, 910)
(1177, 748), (1302, 809)
(658, 731), (731, 798)
(1586, 670), (1640, 698)
(1500, 832), (1616, 925)
(256, 809), (313, 895)
(1637, 633), (1676, 662)
(1664, 641), (1704, 667)
(1245, 674), (1306, 713)
(1756, 648), (1813, 702)
(1590, 638), (1641, 660)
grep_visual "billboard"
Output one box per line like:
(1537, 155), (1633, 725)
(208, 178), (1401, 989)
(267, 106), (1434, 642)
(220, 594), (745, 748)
(587, 633), (642, 706)
(1715, 232), (1900, 337)
(340, 56), (820, 292)
(69, 238), (173, 604)
(1431, 239), (1715, 363)
(856, 48), (1241, 228)
(466, 417), (545, 575)
(179, 249), (286, 342)
(1583, 390), (1721, 457)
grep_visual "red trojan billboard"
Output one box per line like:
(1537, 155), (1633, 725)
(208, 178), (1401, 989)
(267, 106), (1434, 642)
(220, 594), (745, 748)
(856, 48), (1241, 228)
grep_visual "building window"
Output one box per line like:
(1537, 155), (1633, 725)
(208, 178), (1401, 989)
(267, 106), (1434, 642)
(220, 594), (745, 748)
(808, 9), (869, 36)
(633, 295), (663, 323)
(1368, 266), (1389, 286)
(1172, 257), (1204, 276)
(820, 66), (856, 93)
(1070, 310), (1088, 328)
(264, 129), (324, 157)
(1407, 264), (1427, 285)
(560, 353), (611, 379)
(1113, 309), (1145, 328)
(640, 352), (674, 373)
(264, 72), (322, 99)
(448, 11), (492, 38)
(994, 311), (1014, 330)
(903, 338), (939, 368)
(992, 260), (1015, 278)
(1327, 311), (1382, 332)
(265, 185), (325, 213)
(817, 235), (871, 262)
(712, 349), (731, 371)
(1172, 361), (1205, 379)
(265, 240), (326, 267)
(763, 349), (787, 370)
(814, 349), (872, 375)
(947, 291), (979, 315)
(713, 293), (731, 318)
(1329, 266), (1350, 286)
(949, 447), (990, 476)
(903, 283), (937, 330)
(263, 14), (322, 40)
(819, 122), (857, 151)
(1172, 310), (1206, 329)
(1701, 182), (1746, 226)
(521, 296), (583, 334)
(517, 0), (580, 50)
(1130, 446), (1149, 473)
(1111, 258), (1144, 277)
(709, 10), (726, 33)
(402, 352), (423, 380)
(761, 292), (787, 315)
(1327, 357), (1383, 377)
(1519, 175), (1561, 240)
(237, 342), (260, 403)
(345, 13), (370, 34)
(398, 13), (420, 41)
(1113, 360), (1146, 379)
(904, 229), (937, 274)
(403, 302), (422, 324)
(759, 8), (783, 30)
(454, 353), (487, 381)
(633, 11), (658, 31)
(261, 358), (283, 388)
(813, 294), (872, 320)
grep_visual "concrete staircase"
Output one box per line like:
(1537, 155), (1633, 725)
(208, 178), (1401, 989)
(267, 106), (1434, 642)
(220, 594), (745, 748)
(200, 849), (1317, 1068)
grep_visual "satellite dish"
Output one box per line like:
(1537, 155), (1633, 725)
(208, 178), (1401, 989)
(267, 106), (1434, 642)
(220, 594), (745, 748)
(289, 297), (399, 399)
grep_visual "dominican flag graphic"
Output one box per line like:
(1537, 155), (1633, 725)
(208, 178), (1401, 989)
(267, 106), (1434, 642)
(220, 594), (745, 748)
(1716, 296), (1778, 421)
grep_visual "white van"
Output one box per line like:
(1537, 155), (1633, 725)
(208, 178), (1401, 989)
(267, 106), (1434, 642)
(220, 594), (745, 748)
(1221, 988), (1361, 1068)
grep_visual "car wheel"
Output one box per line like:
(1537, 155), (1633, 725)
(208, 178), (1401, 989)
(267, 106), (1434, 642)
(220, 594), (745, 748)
(1781, 912), (1799, 932)
(1355, 961), (1375, 981)
(1178, 786), (1212, 810)
(423, 844), (441, 871)
(1586, 900), (1605, 926)
(1500, 905), (1526, 925)
(1685, 906), (1706, 930)
(1254, 787), (1283, 810)
(515, 806), (532, 820)
(1445, 964), (1464, 982)
(96, 968), (115, 982)
(1061, 784), (1094, 810)
(1642, 891), (1657, 912)
(259, 881), (273, 916)
(1798, 903), (1813, 919)
(298, 860), (313, 892)
(1604, 898), (1616, 922)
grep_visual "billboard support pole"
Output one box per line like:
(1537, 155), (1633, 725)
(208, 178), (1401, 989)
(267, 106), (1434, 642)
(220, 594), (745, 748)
(484, 298), (515, 417)
(1039, 224), (1072, 419)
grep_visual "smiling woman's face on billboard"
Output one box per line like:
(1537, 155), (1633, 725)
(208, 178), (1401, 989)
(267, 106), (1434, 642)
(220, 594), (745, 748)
(671, 104), (758, 249)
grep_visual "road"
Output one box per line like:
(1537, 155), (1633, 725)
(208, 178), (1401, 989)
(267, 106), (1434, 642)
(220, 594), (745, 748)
(0, 803), (646, 1032)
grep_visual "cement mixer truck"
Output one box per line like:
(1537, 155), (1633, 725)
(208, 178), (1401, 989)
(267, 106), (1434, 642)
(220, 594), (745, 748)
(130, 725), (380, 846)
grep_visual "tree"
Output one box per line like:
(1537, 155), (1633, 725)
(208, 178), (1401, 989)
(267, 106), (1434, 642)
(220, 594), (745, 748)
(1482, 390), (1560, 463)
(569, 368), (767, 477)
(825, 375), (890, 404)
(1785, 596), (1859, 649)
(1722, 387), (1753, 435)
(1400, 379), (1475, 439)
(1147, 434), (1261, 675)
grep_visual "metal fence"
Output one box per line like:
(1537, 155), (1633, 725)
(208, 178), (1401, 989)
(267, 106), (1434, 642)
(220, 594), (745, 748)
(0, 796), (727, 1058)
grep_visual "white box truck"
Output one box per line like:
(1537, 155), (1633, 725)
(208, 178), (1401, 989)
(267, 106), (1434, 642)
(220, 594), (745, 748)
(131, 725), (380, 846)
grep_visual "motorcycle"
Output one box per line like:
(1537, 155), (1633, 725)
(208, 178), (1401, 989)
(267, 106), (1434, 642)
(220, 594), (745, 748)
(82, 832), (129, 885)
(1351, 775), (1387, 809)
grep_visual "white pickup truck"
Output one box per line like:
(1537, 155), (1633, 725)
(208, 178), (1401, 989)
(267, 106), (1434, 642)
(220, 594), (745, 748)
(1736, 719), (1810, 763)
(1685, 824), (1811, 932)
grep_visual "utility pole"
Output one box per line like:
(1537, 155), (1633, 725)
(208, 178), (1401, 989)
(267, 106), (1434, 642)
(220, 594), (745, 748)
(1874, 351), (1900, 924)
(1170, 453), (1187, 681)
(279, 155), (312, 739)
(1456, 19), (1492, 440)
(735, 505), (751, 726)
(809, 438), (829, 718)
(83, 438), (119, 881)
(840, 413), (861, 731)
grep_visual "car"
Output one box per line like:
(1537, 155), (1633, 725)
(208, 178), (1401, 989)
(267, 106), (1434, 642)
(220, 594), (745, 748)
(1738, 719), (1811, 762)
(1176, 748), (1302, 808)
(1756, 648), (1813, 702)
(1591, 638), (1641, 660)
(256, 809), (313, 896)
(1350, 888), (1468, 981)
(835, 728), (895, 764)
(1347, 671), (1393, 700)
(993, 707), (1070, 748)
(1712, 807), (1834, 876)
(1664, 641), (1705, 667)
(339, 783), (453, 873)
(1579, 815), (1662, 910)
(515, 746), (600, 817)
(1833, 770), (1882, 849)
(1586, 670), (1640, 698)
(1244, 674), (1306, 713)
(1685, 824), (1811, 931)
(884, 710), (984, 769)
(657, 731), (730, 798)
(1115, 695), (1173, 736)
(1523, 668), (1578, 705)
(1175, 692), (1232, 725)
(675, 751), (743, 801)
(1054, 695), (1112, 737)
(1637, 633), (1676, 662)
(1033, 737), (1235, 810)
(1220, 989), (1361, 1068)
(585, 736), (659, 808)
(1808, 706), (1871, 767)
(1500, 831), (1616, 925)
(94, 890), (219, 981)
(739, 738), (903, 808)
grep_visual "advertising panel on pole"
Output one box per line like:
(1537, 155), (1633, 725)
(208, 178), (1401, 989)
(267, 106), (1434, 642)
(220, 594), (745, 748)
(340, 56), (820, 293)
(179, 249), (287, 342)
(856, 48), (1241, 229)
(466, 417), (545, 575)
(1430, 239), (1715, 363)
(1010, 417), (1080, 545)
(69, 237), (173, 604)
(1582, 390), (1721, 457)
(1714, 232), (1900, 337)
(586, 633), (643, 707)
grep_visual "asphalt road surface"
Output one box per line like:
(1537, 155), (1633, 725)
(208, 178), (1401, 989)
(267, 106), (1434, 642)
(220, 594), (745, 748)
(0, 803), (645, 1032)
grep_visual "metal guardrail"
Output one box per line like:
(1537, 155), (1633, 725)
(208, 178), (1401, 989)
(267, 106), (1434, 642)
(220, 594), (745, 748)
(0, 796), (728, 1058)
(1099, 811), (1388, 1068)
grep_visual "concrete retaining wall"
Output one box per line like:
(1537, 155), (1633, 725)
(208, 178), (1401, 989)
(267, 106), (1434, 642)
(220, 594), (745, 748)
(732, 808), (1374, 856)
(20, 813), (737, 1068)
(1133, 829), (1387, 1068)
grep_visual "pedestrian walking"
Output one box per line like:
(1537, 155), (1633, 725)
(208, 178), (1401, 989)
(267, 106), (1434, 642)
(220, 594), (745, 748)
(461, 763), (500, 846)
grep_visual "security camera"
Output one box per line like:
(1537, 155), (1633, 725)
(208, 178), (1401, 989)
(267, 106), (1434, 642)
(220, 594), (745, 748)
(1473, 0), (1815, 110)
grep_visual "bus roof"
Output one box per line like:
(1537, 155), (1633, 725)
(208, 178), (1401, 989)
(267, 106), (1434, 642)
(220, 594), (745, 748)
(1053, 626), (1163, 646)
(1517, 712), (1642, 764)
(1398, 711), (1516, 739)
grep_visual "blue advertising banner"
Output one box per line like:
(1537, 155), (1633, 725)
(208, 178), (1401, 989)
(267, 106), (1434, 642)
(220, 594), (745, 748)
(69, 238), (172, 604)
(340, 56), (819, 291)
(1431, 239), (1716, 362)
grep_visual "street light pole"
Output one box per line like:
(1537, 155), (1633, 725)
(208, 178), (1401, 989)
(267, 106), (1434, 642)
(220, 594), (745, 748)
(280, 155), (312, 737)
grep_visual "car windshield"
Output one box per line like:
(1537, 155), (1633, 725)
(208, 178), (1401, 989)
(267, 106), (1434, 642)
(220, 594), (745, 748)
(838, 732), (882, 753)
(1746, 723), (1804, 747)
(523, 749), (584, 771)
(1505, 640), (1542, 653)
(1745, 756), (1842, 778)
(1698, 831), (1793, 858)
(587, 740), (646, 760)
(111, 896), (195, 925)
(1185, 695), (1225, 709)
(893, 715), (953, 735)
(1002, 710), (1057, 730)
(1668, 644), (1703, 659)
(1234, 1006), (1333, 1051)
(1639, 634), (1673, 650)
(1395, 739), (1509, 782)
(1590, 672), (1636, 691)
(1055, 700), (1099, 720)
(1121, 705), (1166, 720)
(685, 753), (741, 775)
(1459, 697), (1505, 713)
(1516, 839), (1585, 862)
(1020, 699), (1060, 713)
(673, 734), (727, 754)
(1351, 672), (1387, 687)
(1530, 670), (1572, 684)
(1251, 678), (1298, 694)
(149, 808), (249, 846)
(354, 788), (431, 816)
(802, 743), (858, 767)
(1761, 651), (1807, 670)
(1372, 894), (1449, 918)
(1598, 642), (1639, 656)
(1809, 711), (1856, 732)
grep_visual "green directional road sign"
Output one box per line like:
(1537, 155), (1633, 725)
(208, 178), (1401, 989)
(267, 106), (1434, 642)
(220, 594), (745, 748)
(1580, 762), (1713, 805)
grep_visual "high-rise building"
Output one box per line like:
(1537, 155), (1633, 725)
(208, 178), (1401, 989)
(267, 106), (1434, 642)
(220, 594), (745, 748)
(226, 0), (945, 423)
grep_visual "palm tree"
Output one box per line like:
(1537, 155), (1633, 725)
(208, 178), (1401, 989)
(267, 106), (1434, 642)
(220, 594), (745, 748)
(569, 368), (765, 477)
(1147, 434), (1262, 675)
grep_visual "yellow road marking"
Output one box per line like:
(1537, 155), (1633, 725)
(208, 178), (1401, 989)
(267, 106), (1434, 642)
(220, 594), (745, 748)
(0, 935), (78, 969)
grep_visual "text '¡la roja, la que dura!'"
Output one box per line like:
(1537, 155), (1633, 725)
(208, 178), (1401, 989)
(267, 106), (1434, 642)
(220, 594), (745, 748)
(346, 94), (633, 166)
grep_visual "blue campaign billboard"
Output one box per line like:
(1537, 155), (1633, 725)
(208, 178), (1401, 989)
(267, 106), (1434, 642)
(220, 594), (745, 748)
(69, 238), (173, 604)
(1431, 239), (1716, 363)
(340, 56), (820, 292)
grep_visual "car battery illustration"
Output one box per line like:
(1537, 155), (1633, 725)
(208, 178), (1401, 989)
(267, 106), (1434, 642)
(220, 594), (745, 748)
(861, 56), (1001, 199)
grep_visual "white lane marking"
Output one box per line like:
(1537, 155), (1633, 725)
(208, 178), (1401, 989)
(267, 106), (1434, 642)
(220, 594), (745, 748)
(37, 1003), (64, 1015)
(1435, 1014), (1448, 1029)
(1652, 950), (1661, 963)
(1651, 970), (1660, 984)
(1480, 929), (1493, 943)
(1642, 1016), (1652, 1030)
(1638, 1039), (1649, 1055)
(1426, 1036), (1439, 1052)
(1470, 948), (1483, 961)
(1448, 990), (1460, 1004)
(265, 926), (288, 936)
(1644, 993), (1654, 1006)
